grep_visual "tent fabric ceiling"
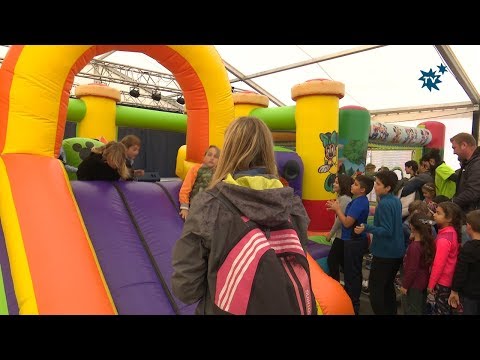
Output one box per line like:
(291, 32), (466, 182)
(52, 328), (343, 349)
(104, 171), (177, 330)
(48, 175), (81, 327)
(0, 45), (477, 169)
(0, 45), (478, 116)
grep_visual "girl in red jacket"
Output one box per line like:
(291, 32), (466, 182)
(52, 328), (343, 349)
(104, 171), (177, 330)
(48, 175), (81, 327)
(428, 201), (463, 315)
(399, 213), (436, 315)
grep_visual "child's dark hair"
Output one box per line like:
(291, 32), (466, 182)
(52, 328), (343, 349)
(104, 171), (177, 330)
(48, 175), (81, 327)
(374, 170), (398, 193)
(337, 174), (353, 197)
(466, 209), (480, 233)
(409, 212), (436, 267)
(355, 175), (374, 195)
(120, 134), (141, 148)
(408, 200), (430, 218)
(437, 201), (465, 244)
(404, 160), (418, 173)
(422, 148), (442, 162)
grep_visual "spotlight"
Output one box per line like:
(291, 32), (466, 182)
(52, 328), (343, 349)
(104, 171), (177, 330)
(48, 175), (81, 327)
(151, 92), (161, 101)
(176, 96), (185, 105)
(129, 88), (140, 98)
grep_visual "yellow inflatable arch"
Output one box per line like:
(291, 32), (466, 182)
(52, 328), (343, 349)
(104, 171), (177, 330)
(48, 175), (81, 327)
(0, 45), (233, 314)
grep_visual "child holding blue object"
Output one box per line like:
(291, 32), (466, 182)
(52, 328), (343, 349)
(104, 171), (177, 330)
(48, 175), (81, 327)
(326, 175), (373, 315)
(355, 170), (406, 315)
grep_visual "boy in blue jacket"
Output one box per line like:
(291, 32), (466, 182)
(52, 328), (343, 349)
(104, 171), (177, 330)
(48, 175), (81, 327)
(355, 170), (406, 315)
(327, 175), (374, 315)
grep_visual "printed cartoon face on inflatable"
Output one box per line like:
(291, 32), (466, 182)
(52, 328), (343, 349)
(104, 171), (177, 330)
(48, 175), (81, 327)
(62, 137), (105, 180)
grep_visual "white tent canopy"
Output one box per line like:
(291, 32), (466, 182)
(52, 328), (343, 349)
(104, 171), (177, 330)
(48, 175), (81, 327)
(0, 44), (477, 168)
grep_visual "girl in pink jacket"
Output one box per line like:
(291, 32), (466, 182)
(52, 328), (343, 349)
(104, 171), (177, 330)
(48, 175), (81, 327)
(428, 201), (463, 315)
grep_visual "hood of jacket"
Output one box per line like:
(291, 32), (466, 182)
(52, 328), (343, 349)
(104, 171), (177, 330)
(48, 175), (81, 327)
(214, 172), (307, 228)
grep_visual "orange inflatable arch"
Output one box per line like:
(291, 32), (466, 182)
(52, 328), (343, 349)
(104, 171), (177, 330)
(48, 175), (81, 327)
(0, 45), (352, 314)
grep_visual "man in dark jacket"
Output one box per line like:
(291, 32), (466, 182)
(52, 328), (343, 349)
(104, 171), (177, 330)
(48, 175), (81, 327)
(451, 133), (480, 213)
(450, 132), (480, 245)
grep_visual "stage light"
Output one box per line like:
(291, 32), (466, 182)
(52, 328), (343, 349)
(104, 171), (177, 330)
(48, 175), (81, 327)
(129, 88), (140, 98)
(151, 92), (161, 101)
(176, 96), (185, 105)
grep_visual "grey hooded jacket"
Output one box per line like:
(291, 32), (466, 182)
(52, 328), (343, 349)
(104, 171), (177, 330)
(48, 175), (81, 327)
(171, 175), (311, 314)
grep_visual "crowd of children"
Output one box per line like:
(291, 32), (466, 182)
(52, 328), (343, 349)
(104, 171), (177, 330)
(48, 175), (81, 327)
(323, 155), (480, 315)
(68, 122), (480, 315)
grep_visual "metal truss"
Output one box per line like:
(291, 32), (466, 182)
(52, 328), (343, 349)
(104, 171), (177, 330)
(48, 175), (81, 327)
(223, 60), (285, 106)
(435, 45), (480, 105)
(77, 58), (185, 112)
(69, 83), (184, 113)
(0, 47), (185, 112)
(82, 59), (180, 94)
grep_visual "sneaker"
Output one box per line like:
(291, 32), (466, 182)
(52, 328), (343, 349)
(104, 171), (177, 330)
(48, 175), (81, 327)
(364, 253), (373, 270)
(361, 285), (370, 295)
(394, 273), (402, 289)
(361, 279), (370, 295)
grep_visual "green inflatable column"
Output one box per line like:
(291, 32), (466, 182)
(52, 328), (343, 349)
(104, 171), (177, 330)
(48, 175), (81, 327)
(338, 106), (371, 176)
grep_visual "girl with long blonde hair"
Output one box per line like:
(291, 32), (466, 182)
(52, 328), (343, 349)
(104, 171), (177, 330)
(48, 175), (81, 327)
(209, 117), (278, 189)
(172, 116), (315, 315)
(77, 141), (129, 181)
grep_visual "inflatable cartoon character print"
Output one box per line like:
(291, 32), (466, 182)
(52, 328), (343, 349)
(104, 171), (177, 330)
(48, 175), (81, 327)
(318, 131), (338, 193)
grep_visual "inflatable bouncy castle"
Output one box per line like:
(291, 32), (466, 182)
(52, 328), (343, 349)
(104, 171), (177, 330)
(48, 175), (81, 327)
(0, 45), (353, 315)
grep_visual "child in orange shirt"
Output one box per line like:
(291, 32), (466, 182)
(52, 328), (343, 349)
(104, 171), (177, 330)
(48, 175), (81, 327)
(179, 145), (220, 219)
